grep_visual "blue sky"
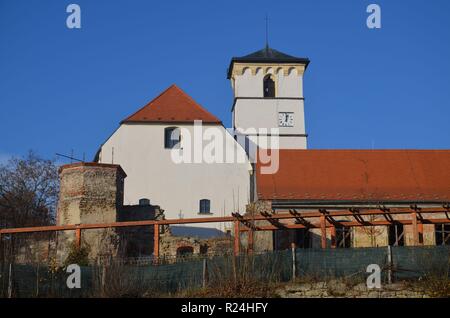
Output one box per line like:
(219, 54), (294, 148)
(1, 0), (449, 163)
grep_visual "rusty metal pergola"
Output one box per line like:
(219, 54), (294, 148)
(0, 205), (449, 258)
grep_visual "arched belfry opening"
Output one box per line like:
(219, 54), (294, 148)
(263, 74), (275, 97)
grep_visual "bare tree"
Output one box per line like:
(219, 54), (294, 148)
(0, 151), (59, 228)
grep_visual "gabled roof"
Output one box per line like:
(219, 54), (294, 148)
(227, 46), (310, 78)
(122, 84), (222, 124)
(256, 149), (450, 202)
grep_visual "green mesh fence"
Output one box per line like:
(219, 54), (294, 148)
(0, 246), (448, 297)
(296, 247), (389, 280)
(391, 245), (450, 279)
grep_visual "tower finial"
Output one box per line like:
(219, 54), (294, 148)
(265, 13), (269, 49)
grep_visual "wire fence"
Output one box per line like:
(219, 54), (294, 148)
(0, 245), (449, 297)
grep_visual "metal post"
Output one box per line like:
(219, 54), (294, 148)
(291, 242), (296, 281)
(418, 223), (424, 245)
(75, 228), (81, 249)
(202, 258), (208, 289)
(320, 214), (327, 249)
(7, 263), (12, 298)
(234, 220), (240, 256)
(331, 226), (336, 248)
(248, 228), (254, 254)
(153, 223), (159, 260)
(411, 211), (419, 246)
(101, 265), (106, 295)
(387, 245), (393, 284)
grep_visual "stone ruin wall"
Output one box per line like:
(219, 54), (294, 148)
(56, 163), (126, 263)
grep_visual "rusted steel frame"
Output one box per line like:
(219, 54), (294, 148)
(381, 207), (395, 223)
(330, 226), (336, 248)
(0, 220), (157, 234)
(259, 211), (287, 229)
(290, 209), (313, 228)
(319, 211), (327, 249)
(271, 207), (446, 220)
(239, 218), (450, 231)
(289, 209), (307, 225)
(274, 206), (448, 213)
(232, 212), (258, 231)
(1, 208), (449, 235)
(444, 204), (450, 219)
(153, 223), (159, 259)
(412, 207), (425, 245)
(418, 223), (424, 245)
(248, 228), (254, 254)
(75, 228), (81, 248)
(411, 207), (420, 246)
(234, 220), (240, 256)
(348, 208), (370, 226)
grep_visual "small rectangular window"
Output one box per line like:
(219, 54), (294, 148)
(335, 226), (352, 248)
(388, 223), (405, 246)
(199, 199), (211, 214)
(435, 224), (450, 245)
(165, 127), (180, 149)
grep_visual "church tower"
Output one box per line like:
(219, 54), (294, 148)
(228, 46), (310, 149)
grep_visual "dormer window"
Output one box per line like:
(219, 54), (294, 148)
(164, 127), (180, 149)
(263, 75), (275, 97)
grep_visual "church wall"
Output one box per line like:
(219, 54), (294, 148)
(98, 123), (252, 232)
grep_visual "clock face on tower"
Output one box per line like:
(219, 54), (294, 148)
(278, 112), (294, 127)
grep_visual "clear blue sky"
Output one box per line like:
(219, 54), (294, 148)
(1, 0), (449, 164)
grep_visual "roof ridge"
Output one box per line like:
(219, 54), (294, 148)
(121, 84), (222, 124)
(121, 84), (177, 123)
(174, 85), (222, 123)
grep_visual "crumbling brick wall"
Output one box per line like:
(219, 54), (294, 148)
(158, 226), (233, 260)
(56, 163), (126, 263)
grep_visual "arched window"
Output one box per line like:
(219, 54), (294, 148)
(263, 75), (275, 97)
(199, 199), (211, 214)
(164, 127), (180, 149)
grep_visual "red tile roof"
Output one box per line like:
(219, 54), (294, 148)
(122, 84), (222, 124)
(256, 149), (450, 202)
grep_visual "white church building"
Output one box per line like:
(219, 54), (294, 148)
(95, 46), (310, 233)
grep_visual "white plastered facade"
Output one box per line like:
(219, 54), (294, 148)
(98, 123), (252, 231)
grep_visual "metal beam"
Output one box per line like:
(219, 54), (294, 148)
(75, 228), (81, 249)
(412, 210), (419, 246)
(418, 223), (424, 245)
(320, 214), (327, 249)
(1, 207), (449, 235)
(153, 223), (159, 260)
(239, 218), (450, 231)
(234, 220), (240, 256)
(331, 226), (336, 248)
